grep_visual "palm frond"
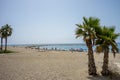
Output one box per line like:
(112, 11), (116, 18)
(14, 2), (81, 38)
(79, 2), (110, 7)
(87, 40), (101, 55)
(109, 26), (115, 33)
(75, 16), (100, 46)
(95, 25), (119, 58)
(0, 24), (13, 38)
(75, 28), (83, 38)
(83, 17), (88, 26)
(110, 40), (119, 57)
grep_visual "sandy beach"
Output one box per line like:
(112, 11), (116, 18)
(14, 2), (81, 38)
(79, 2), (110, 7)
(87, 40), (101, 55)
(0, 46), (120, 80)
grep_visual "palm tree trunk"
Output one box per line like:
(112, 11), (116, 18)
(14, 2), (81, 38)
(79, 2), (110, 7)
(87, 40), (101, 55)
(101, 47), (109, 76)
(1, 37), (3, 51)
(5, 37), (7, 51)
(86, 39), (97, 75)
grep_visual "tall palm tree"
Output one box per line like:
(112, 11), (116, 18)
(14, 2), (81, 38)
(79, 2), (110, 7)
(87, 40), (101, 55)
(75, 17), (100, 75)
(0, 26), (3, 51)
(0, 27), (4, 51)
(1, 24), (12, 51)
(95, 26), (119, 76)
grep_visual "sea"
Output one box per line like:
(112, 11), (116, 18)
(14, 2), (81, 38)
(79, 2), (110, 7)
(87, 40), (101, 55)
(39, 44), (88, 51)
(11, 43), (120, 52)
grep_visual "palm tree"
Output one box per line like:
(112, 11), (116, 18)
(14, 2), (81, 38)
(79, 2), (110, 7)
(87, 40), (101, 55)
(75, 17), (100, 75)
(0, 27), (4, 51)
(95, 26), (119, 76)
(1, 24), (12, 51)
(0, 29), (3, 51)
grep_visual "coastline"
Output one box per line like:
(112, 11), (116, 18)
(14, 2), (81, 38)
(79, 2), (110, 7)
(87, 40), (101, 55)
(8, 43), (120, 52)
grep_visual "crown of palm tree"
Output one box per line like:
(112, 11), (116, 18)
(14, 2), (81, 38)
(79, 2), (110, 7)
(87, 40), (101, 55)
(76, 17), (100, 45)
(1, 24), (12, 38)
(95, 26), (119, 57)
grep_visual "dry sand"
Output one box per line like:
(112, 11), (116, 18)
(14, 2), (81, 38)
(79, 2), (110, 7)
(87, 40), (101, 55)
(0, 46), (120, 80)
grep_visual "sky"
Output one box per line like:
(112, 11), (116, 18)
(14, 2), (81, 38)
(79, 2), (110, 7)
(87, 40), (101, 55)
(0, 0), (120, 44)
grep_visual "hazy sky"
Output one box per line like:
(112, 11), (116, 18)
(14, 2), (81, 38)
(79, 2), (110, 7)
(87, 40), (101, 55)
(0, 0), (120, 44)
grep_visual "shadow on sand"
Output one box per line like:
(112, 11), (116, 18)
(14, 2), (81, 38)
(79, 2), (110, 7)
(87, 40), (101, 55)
(87, 71), (120, 80)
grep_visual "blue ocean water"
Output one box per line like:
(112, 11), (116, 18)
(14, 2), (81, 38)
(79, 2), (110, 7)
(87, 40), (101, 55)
(39, 44), (88, 51)
(39, 43), (120, 52)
